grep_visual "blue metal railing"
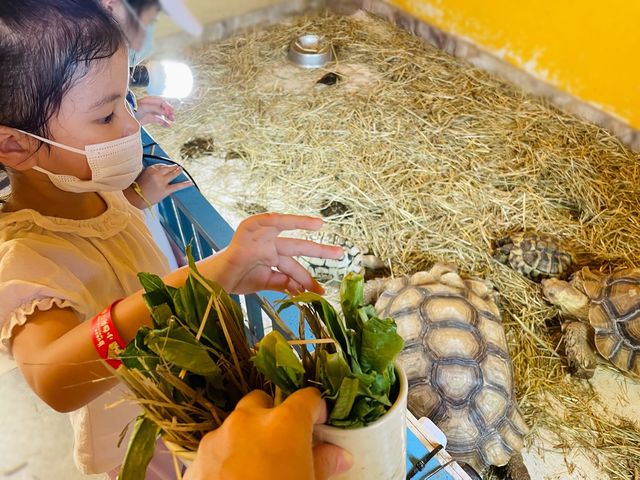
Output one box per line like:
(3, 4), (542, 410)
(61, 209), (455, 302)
(141, 128), (296, 343)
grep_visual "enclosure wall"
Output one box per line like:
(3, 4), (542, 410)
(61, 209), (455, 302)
(156, 0), (303, 36)
(386, 0), (640, 129)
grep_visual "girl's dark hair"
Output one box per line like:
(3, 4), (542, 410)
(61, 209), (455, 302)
(0, 0), (125, 137)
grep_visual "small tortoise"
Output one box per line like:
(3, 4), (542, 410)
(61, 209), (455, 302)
(494, 231), (575, 281)
(364, 264), (530, 478)
(179, 136), (215, 160)
(542, 267), (640, 379)
(297, 232), (385, 284)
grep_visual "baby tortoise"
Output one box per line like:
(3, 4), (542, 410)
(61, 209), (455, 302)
(494, 231), (575, 281)
(319, 200), (352, 218)
(297, 232), (385, 284)
(179, 136), (215, 160)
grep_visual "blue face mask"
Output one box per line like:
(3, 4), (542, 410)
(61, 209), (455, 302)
(128, 22), (157, 67)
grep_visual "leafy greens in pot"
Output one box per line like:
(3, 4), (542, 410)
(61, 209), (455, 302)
(252, 272), (404, 427)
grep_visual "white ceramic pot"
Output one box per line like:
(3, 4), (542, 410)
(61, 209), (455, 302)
(313, 363), (408, 480)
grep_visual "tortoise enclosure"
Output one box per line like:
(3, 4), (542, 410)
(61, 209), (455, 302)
(148, 10), (640, 479)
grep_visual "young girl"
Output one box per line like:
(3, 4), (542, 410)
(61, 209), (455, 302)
(0, 0), (343, 477)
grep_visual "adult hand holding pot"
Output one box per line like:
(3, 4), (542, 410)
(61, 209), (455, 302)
(184, 388), (353, 480)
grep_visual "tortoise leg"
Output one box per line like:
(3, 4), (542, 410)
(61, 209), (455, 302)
(361, 254), (389, 280)
(562, 321), (597, 379)
(362, 277), (389, 306)
(503, 453), (531, 480)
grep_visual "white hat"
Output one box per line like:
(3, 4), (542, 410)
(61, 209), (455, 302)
(159, 0), (203, 36)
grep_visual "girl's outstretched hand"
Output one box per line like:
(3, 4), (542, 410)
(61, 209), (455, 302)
(205, 213), (344, 295)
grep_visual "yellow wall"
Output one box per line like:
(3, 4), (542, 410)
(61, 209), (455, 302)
(387, 0), (640, 128)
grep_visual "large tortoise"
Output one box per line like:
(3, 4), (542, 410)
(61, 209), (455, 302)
(364, 264), (530, 478)
(542, 267), (640, 379)
(494, 231), (575, 281)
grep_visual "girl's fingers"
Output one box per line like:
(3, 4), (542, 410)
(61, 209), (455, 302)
(275, 237), (344, 259)
(166, 180), (193, 194)
(239, 213), (324, 235)
(276, 256), (324, 294)
(259, 270), (304, 294)
(161, 165), (184, 178)
(153, 115), (172, 128)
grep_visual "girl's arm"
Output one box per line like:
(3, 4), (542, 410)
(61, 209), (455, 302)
(10, 214), (343, 413)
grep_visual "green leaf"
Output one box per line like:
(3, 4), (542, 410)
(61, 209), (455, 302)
(119, 416), (160, 480)
(328, 376), (360, 422)
(281, 293), (355, 361)
(145, 324), (221, 376)
(137, 272), (167, 295)
(119, 327), (160, 373)
(181, 248), (245, 350)
(317, 350), (351, 394)
(252, 331), (304, 395)
(359, 316), (404, 373)
(149, 303), (173, 329)
(340, 272), (365, 331)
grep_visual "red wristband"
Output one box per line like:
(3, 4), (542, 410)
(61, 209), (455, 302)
(91, 301), (126, 369)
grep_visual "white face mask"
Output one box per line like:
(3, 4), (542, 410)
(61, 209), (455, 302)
(19, 129), (143, 193)
(129, 23), (157, 67)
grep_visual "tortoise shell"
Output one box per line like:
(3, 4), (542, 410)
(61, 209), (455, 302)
(297, 231), (363, 283)
(179, 136), (215, 160)
(374, 264), (528, 473)
(495, 231), (575, 281)
(573, 267), (640, 376)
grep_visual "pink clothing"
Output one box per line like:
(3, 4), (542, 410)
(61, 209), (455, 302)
(0, 191), (171, 474)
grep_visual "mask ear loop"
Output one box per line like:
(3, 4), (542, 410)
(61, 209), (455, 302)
(15, 129), (86, 156)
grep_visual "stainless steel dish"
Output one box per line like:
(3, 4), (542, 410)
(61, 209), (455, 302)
(288, 34), (334, 68)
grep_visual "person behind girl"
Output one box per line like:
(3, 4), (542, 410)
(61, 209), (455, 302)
(98, 0), (202, 268)
(99, 0), (200, 213)
(0, 0), (344, 477)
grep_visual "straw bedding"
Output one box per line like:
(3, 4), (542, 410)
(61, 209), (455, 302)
(147, 10), (640, 478)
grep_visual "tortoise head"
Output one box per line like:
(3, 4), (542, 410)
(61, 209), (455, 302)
(541, 278), (590, 320)
(492, 236), (514, 265)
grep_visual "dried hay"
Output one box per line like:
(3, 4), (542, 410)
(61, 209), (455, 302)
(147, 10), (640, 479)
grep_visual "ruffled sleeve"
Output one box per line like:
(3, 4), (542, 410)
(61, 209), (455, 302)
(0, 240), (94, 354)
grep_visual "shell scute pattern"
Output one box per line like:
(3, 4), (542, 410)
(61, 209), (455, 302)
(494, 231), (575, 281)
(374, 264), (528, 473)
(589, 270), (640, 375)
(543, 267), (640, 378)
(297, 231), (363, 283)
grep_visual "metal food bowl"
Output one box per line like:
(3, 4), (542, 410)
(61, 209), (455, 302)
(288, 34), (334, 68)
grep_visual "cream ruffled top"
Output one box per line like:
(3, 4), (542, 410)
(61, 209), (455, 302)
(0, 191), (171, 474)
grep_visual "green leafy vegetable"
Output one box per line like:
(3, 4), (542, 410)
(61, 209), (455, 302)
(119, 416), (160, 480)
(360, 316), (404, 373)
(252, 331), (305, 395)
(145, 323), (221, 377)
(119, 256), (404, 480)
(255, 272), (404, 427)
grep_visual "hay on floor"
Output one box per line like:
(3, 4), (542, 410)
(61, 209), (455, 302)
(147, 10), (640, 479)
